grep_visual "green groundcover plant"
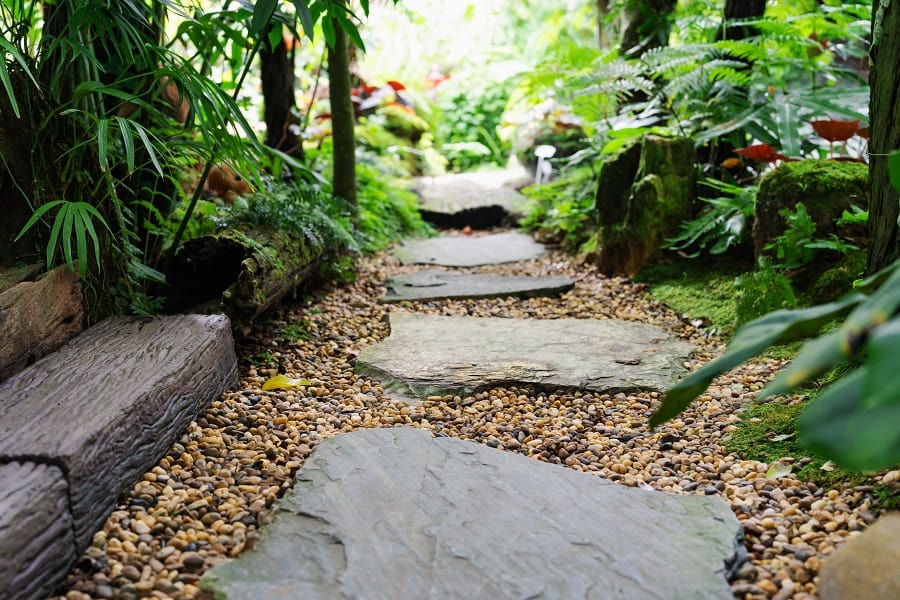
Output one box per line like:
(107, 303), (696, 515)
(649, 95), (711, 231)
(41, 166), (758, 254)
(652, 150), (900, 471)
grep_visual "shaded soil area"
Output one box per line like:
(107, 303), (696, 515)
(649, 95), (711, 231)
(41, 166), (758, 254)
(56, 231), (886, 600)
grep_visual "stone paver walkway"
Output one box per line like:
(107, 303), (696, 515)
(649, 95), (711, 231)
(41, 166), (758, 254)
(202, 211), (741, 598)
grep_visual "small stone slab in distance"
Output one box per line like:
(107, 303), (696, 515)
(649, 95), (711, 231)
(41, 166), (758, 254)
(415, 170), (531, 228)
(202, 428), (740, 600)
(393, 232), (547, 267)
(379, 270), (574, 303)
(0, 314), (238, 551)
(0, 462), (74, 600)
(356, 313), (693, 398)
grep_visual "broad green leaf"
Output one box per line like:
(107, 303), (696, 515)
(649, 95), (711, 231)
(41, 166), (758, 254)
(840, 264), (900, 346)
(799, 367), (900, 470)
(76, 206), (103, 269)
(262, 375), (311, 391)
(889, 150), (900, 193)
(759, 329), (849, 400)
(292, 0), (316, 39)
(250, 0), (278, 36)
(861, 318), (900, 409)
(651, 292), (867, 428)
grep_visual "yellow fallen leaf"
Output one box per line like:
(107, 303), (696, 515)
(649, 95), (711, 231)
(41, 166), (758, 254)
(262, 375), (311, 391)
(766, 458), (794, 480)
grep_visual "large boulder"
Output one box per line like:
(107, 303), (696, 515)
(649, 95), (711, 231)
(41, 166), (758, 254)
(590, 135), (695, 275)
(0, 263), (83, 382)
(752, 160), (868, 260)
(819, 513), (900, 599)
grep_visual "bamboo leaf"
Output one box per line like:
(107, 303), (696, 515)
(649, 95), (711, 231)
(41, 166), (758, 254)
(292, 0), (316, 40)
(97, 118), (110, 172)
(14, 200), (66, 242)
(115, 117), (137, 173)
(250, 0), (278, 36)
(133, 124), (163, 175)
(74, 211), (89, 277)
(46, 203), (68, 268)
(61, 205), (75, 268)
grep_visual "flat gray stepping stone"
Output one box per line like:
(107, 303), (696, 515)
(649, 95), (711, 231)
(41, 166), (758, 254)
(0, 314), (237, 556)
(356, 314), (693, 399)
(202, 428), (741, 599)
(393, 232), (546, 267)
(0, 462), (74, 600)
(415, 170), (531, 229)
(380, 270), (574, 303)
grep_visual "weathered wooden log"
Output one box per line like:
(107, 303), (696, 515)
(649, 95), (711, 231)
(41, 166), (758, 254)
(167, 225), (323, 328)
(0, 314), (238, 562)
(0, 461), (75, 600)
(0, 263), (83, 381)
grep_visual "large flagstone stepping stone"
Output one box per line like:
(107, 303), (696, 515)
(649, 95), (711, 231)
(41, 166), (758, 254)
(393, 232), (546, 267)
(415, 170), (531, 229)
(380, 269), (574, 303)
(356, 314), (693, 399)
(201, 428), (741, 599)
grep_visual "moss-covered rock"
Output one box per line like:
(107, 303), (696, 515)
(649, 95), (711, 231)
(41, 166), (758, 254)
(753, 160), (868, 260)
(808, 250), (867, 304)
(590, 135), (695, 275)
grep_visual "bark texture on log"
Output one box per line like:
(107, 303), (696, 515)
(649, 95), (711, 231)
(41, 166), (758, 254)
(167, 226), (323, 327)
(0, 462), (74, 600)
(0, 314), (238, 550)
(0, 263), (83, 382)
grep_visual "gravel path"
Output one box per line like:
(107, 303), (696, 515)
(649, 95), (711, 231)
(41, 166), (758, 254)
(57, 237), (887, 599)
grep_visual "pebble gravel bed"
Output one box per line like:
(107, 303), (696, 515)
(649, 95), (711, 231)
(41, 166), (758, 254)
(57, 239), (893, 599)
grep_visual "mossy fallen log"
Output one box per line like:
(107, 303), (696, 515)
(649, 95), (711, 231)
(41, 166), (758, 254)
(167, 225), (324, 328)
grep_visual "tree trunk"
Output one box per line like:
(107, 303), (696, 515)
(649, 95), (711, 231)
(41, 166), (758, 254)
(260, 24), (303, 160)
(596, 0), (612, 49)
(328, 15), (358, 210)
(867, 1), (900, 273)
(620, 0), (677, 58)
